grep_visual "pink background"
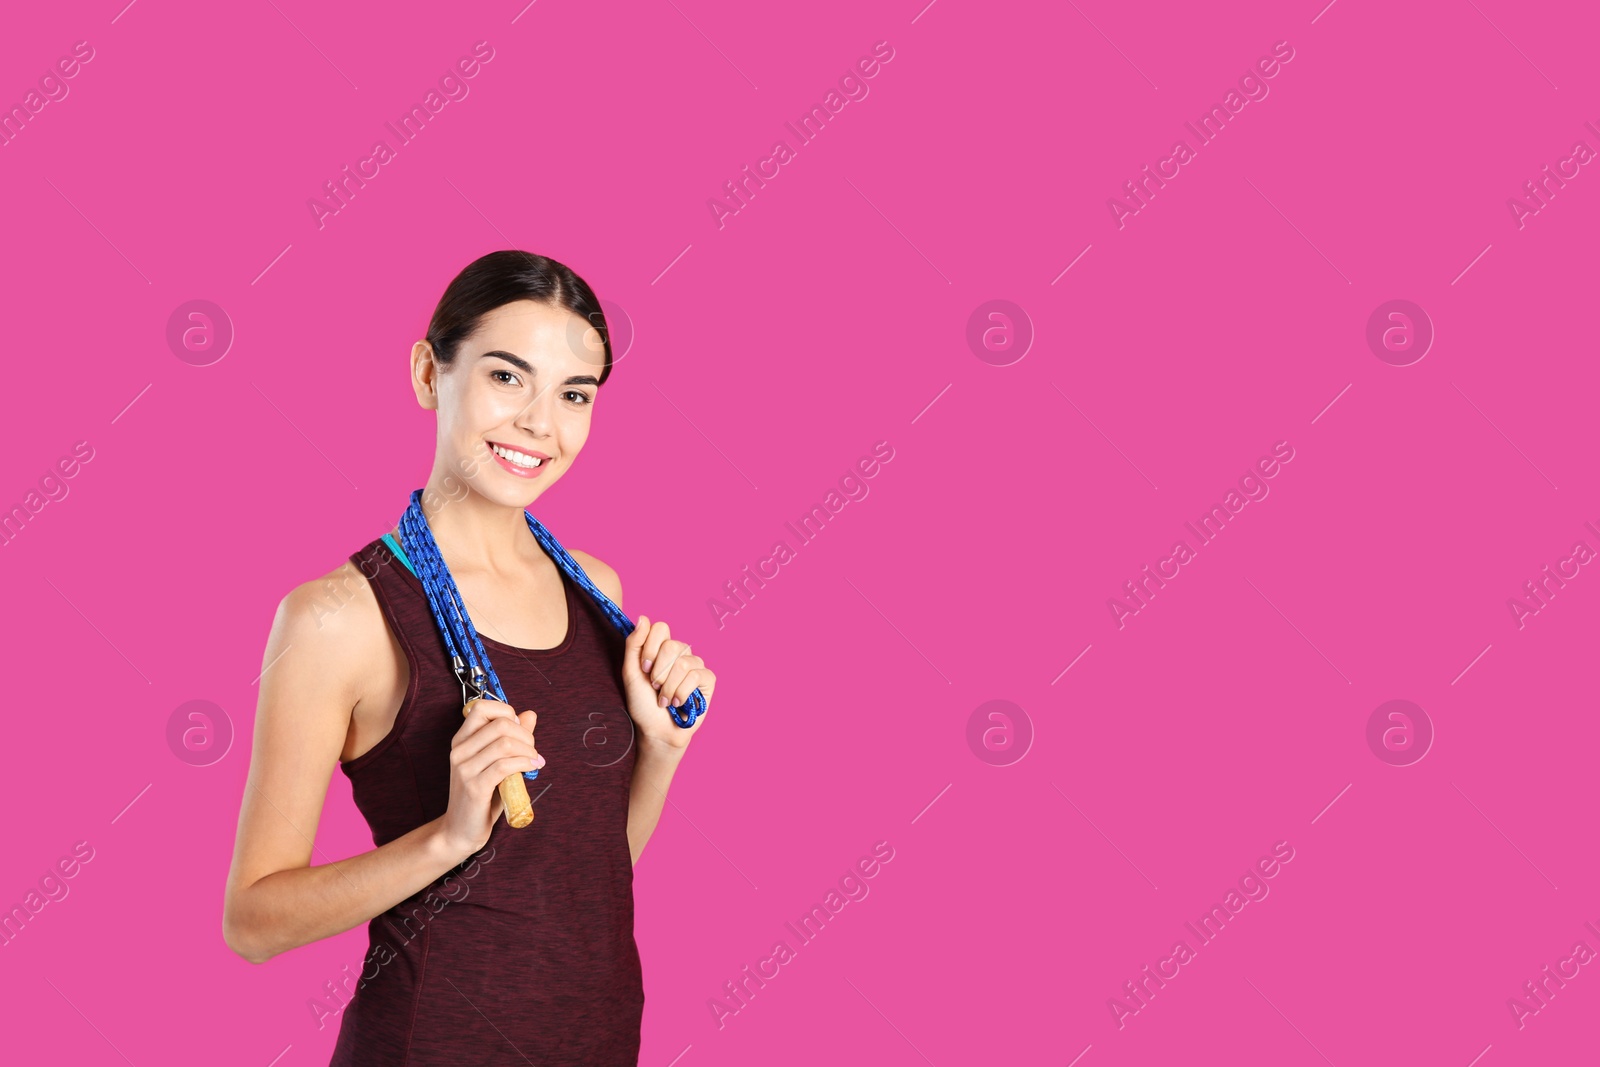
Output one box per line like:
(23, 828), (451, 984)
(1, 0), (1596, 1064)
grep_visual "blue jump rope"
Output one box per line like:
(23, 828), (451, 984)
(395, 488), (705, 785)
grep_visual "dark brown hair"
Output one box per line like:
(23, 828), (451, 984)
(424, 250), (613, 385)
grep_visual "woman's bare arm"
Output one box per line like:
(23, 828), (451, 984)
(221, 566), (478, 964)
(627, 741), (686, 865)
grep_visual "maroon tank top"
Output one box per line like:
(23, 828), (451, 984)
(329, 536), (644, 1067)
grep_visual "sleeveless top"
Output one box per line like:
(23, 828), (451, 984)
(328, 534), (644, 1067)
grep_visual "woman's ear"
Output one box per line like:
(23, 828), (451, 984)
(411, 340), (439, 410)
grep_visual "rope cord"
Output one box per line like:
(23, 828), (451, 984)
(395, 489), (705, 783)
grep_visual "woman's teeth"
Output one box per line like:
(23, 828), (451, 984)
(491, 443), (544, 468)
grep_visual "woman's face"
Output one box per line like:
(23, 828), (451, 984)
(417, 298), (605, 507)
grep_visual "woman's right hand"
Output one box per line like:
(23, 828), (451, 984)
(439, 698), (542, 856)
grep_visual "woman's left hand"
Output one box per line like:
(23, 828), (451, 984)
(621, 615), (714, 750)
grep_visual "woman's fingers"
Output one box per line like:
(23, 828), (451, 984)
(663, 666), (707, 711)
(648, 639), (689, 692)
(657, 654), (700, 706)
(625, 615), (650, 680)
(455, 699), (540, 774)
(454, 718), (531, 770)
(461, 732), (541, 784)
(640, 619), (671, 674)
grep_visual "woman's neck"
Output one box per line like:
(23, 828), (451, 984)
(407, 477), (542, 579)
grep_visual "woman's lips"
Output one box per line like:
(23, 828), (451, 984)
(487, 443), (548, 479)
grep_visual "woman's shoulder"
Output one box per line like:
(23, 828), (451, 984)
(249, 555), (400, 767)
(267, 555), (392, 685)
(568, 548), (622, 607)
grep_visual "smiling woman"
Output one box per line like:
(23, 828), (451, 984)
(474, 344), (601, 479)
(222, 250), (718, 1067)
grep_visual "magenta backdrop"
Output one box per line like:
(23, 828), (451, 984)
(2, 0), (1597, 1064)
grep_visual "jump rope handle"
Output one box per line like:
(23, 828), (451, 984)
(463, 697), (535, 829)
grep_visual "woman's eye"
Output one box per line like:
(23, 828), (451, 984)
(563, 390), (593, 405)
(491, 370), (520, 386)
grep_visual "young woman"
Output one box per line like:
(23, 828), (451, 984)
(222, 250), (716, 1065)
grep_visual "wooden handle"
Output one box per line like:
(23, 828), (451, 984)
(463, 699), (535, 829)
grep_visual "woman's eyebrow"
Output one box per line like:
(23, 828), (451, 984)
(480, 350), (601, 387)
(481, 349), (534, 372)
